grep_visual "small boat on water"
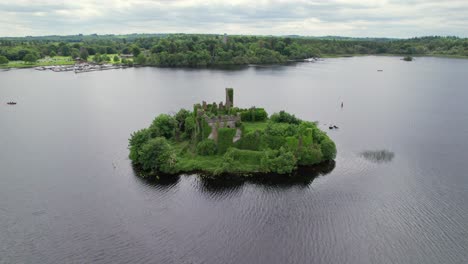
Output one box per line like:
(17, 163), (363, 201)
(377, 69), (383, 72)
(7, 102), (17, 105)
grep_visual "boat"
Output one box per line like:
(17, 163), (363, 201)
(7, 102), (17, 105)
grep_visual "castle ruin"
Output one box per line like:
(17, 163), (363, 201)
(194, 88), (241, 142)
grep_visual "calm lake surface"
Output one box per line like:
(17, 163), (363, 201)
(1, 56), (468, 264)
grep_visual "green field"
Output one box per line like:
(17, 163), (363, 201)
(0, 54), (131, 69)
(0, 56), (75, 68)
(243, 121), (268, 133)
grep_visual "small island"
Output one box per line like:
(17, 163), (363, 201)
(129, 88), (336, 177)
(403, 56), (414, 61)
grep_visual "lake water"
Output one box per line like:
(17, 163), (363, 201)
(1, 56), (467, 264)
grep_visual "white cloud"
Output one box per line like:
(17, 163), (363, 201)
(0, 0), (466, 37)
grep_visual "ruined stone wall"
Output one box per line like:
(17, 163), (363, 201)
(205, 115), (241, 142)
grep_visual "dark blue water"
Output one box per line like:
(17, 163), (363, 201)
(1, 56), (467, 263)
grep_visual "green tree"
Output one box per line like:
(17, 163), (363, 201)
(135, 54), (147, 64)
(79, 47), (89, 60)
(175, 109), (191, 133)
(149, 114), (177, 139)
(113, 55), (120, 63)
(183, 116), (196, 139)
(132, 46), (141, 56)
(296, 145), (323, 166)
(93, 53), (102, 63)
(49, 51), (57, 58)
(128, 128), (151, 162)
(138, 137), (177, 173)
(320, 138), (337, 160)
(261, 148), (297, 174)
(23, 53), (38, 63)
(270, 110), (301, 124)
(70, 49), (80, 59)
(0, 55), (8, 64)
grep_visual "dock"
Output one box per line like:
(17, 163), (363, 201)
(35, 63), (128, 73)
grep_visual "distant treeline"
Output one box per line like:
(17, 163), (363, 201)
(0, 34), (467, 66)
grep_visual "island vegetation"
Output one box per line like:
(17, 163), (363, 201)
(128, 89), (336, 177)
(1, 34), (467, 68)
(403, 56), (414, 61)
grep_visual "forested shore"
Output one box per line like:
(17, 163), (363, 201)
(1, 34), (467, 68)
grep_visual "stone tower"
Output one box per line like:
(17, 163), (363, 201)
(225, 88), (233, 109)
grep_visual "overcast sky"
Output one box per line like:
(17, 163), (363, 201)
(0, 0), (467, 38)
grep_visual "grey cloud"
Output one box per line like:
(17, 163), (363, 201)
(0, 0), (467, 37)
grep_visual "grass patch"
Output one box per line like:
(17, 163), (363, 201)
(175, 154), (223, 173)
(0, 56), (75, 68)
(0, 54), (131, 69)
(243, 121), (268, 133)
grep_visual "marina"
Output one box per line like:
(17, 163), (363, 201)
(35, 63), (128, 73)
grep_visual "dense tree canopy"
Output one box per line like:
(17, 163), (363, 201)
(1, 34), (467, 66)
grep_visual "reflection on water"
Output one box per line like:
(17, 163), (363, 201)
(360, 150), (395, 163)
(136, 161), (336, 193)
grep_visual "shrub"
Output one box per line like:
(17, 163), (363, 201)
(403, 56), (413, 61)
(298, 123), (313, 147)
(216, 148), (264, 174)
(0, 55), (8, 65)
(264, 122), (298, 137)
(175, 109), (191, 132)
(260, 148), (297, 174)
(196, 139), (217, 156)
(216, 148), (238, 173)
(201, 118), (212, 140)
(138, 137), (178, 174)
(320, 138), (337, 160)
(261, 122), (299, 150)
(135, 53), (147, 64)
(128, 128), (151, 162)
(183, 116), (196, 140)
(93, 53), (102, 63)
(285, 136), (299, 150)
(236, 131), (261, 150)
(262, 134), (286, 150)
(226, 148), (264, 164)
(217, 127), (236, 154)
(296, 145), (323, 166)
(23, 53), (38, 63)
(270, 110), (301, 124)
(149, 114), (177, 139)
(311, 127), (327, 143)
(240, 108), (268, 122)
